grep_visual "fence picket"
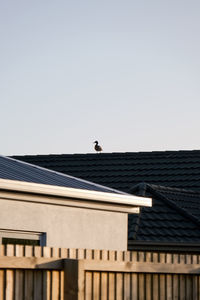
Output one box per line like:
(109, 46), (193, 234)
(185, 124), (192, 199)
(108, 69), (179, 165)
(0, 270), (4, 300)
(93, 272), (100, 299)
(108, 272), (115, 300)
(85, 271), (92, 300)
(24, 270), (34, 300)
(124, 273), (130, 300)
(101, 272), (108, 300)
(145, 252), (152, 300)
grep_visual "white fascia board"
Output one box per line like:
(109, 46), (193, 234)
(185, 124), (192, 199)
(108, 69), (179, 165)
(0, 179), (152, 208)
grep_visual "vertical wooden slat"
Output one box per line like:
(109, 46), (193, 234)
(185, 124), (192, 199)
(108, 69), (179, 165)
(185, 255), (192, 299)
(179, 253), (185, 300)
(145, 252), (152, 300)
(109, 251), (116, 262)
(124, 251), (131, 262)
(152, 254), (159, 300)
(131, 251), (137, 262)
(51, 247), (60, 300)
(52, 271), (59, 300)
(43, 247), (51, 259)
(131, 252), (138, 299)
(77, 249), (85, 259)
(101, 250), (108, 261)
(15, 269), (24, 300)
(24, 245), (33, 257)
(124, 273), (130, 300)
(93, 272), (100, 299)
(24, 270), (34, 300)
(138, 251), (145, 300)
(108, 272), (115, 300)
(101, 272), (108, 300)
(186, 275), (192, 300)
(116, 273), (123, 300)
(0, 237), (5, 300)
(60, 247), (68, 259)
(131, 273), (138, 300)
(34, 245), (42, 258)
(93, 250), (101, 260)
(5, 270), (14, 300)
(116, 251), (123, 262)
(42, 247), (51, 300)
(138, 273), (145, 300)
(46, 271), (51, 300)
(15, 245), (24, 300)
(152, 274), (159, 300)
(172, 254), (179, 300)
(179, 274), (187, 300)
(0, 270), (4, 300)
(173, 274), (179, 300)
(192, 275), (198, 300)
(51, 247), (59, 258)
(198, 275), (200, 300)
(166, 253), (173, 300)
(60, 270), (64, 300)
(33, 245), (43, 300)
(85, 271), (92, 300)
(166, 274), (172, 300)
(5, 245), (14, 300)
(5, 245), (14, 257)
(192, 255), (198, 300)
(68, 248), (76, 259)
(85, 249), (93, 260)
(34, 270), (43, 300)
(159, 253), (165, 300)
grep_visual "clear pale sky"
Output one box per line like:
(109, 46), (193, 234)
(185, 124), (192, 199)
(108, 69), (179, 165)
(0, 0), (200, 155)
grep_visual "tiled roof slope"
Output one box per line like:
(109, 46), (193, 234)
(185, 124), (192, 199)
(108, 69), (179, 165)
(0, 156), (125, 194)
(129, 184), (200, 243)
(11, 152), (200, 246)
(12, 150), (200, 192)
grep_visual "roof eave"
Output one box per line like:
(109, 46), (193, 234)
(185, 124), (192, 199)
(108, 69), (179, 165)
(0, 179), (152, 210)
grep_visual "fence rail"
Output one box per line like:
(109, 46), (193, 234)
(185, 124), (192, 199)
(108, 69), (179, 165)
(0, 245), (200, 299)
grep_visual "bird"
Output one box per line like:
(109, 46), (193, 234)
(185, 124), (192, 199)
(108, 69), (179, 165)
(94, 141), (103, 153)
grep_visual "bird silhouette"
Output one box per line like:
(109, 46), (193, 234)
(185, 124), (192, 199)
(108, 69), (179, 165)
(94, 141), (103, 152)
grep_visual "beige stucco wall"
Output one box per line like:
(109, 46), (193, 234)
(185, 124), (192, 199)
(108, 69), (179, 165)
(0, 197), (128, 250)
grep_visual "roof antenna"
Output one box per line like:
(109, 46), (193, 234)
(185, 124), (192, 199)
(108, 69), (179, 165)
(94, 141), (103, 153)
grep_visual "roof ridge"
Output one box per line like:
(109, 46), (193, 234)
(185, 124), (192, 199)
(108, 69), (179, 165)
(12, 149), (200, 157)
(146, 184), (200, 228)
(3, 155), (127, 195)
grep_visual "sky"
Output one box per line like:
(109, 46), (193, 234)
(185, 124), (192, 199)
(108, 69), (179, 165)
(0, 0), (200, 155)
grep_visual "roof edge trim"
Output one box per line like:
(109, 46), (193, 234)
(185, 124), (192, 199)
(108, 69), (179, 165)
(0, 179), (152, 207)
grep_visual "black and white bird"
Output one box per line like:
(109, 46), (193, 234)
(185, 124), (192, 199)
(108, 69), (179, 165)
(94, 141), (103, 152)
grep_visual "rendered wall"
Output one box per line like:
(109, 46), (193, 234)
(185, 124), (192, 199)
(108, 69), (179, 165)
(0, 197), (128, 250)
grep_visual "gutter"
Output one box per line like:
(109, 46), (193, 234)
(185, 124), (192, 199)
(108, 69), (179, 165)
(128, 240), (200, 253)
(0, 179), (152, 208)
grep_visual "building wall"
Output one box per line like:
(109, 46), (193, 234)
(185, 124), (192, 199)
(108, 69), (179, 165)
(0, 197), (127, 250)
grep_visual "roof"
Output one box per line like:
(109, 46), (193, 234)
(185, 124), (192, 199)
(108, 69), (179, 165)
(128, 183), (200, 244)
(0, 155), (127, 194)
(12, 150), (200, 250)
(12, 150), (200, 192)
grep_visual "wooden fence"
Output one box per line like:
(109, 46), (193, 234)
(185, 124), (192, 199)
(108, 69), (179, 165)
(0, 244), (200, 299)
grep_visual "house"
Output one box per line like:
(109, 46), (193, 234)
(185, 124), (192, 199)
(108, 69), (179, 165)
(0, 156), (151, 250)
(13, 150), (200, 252)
